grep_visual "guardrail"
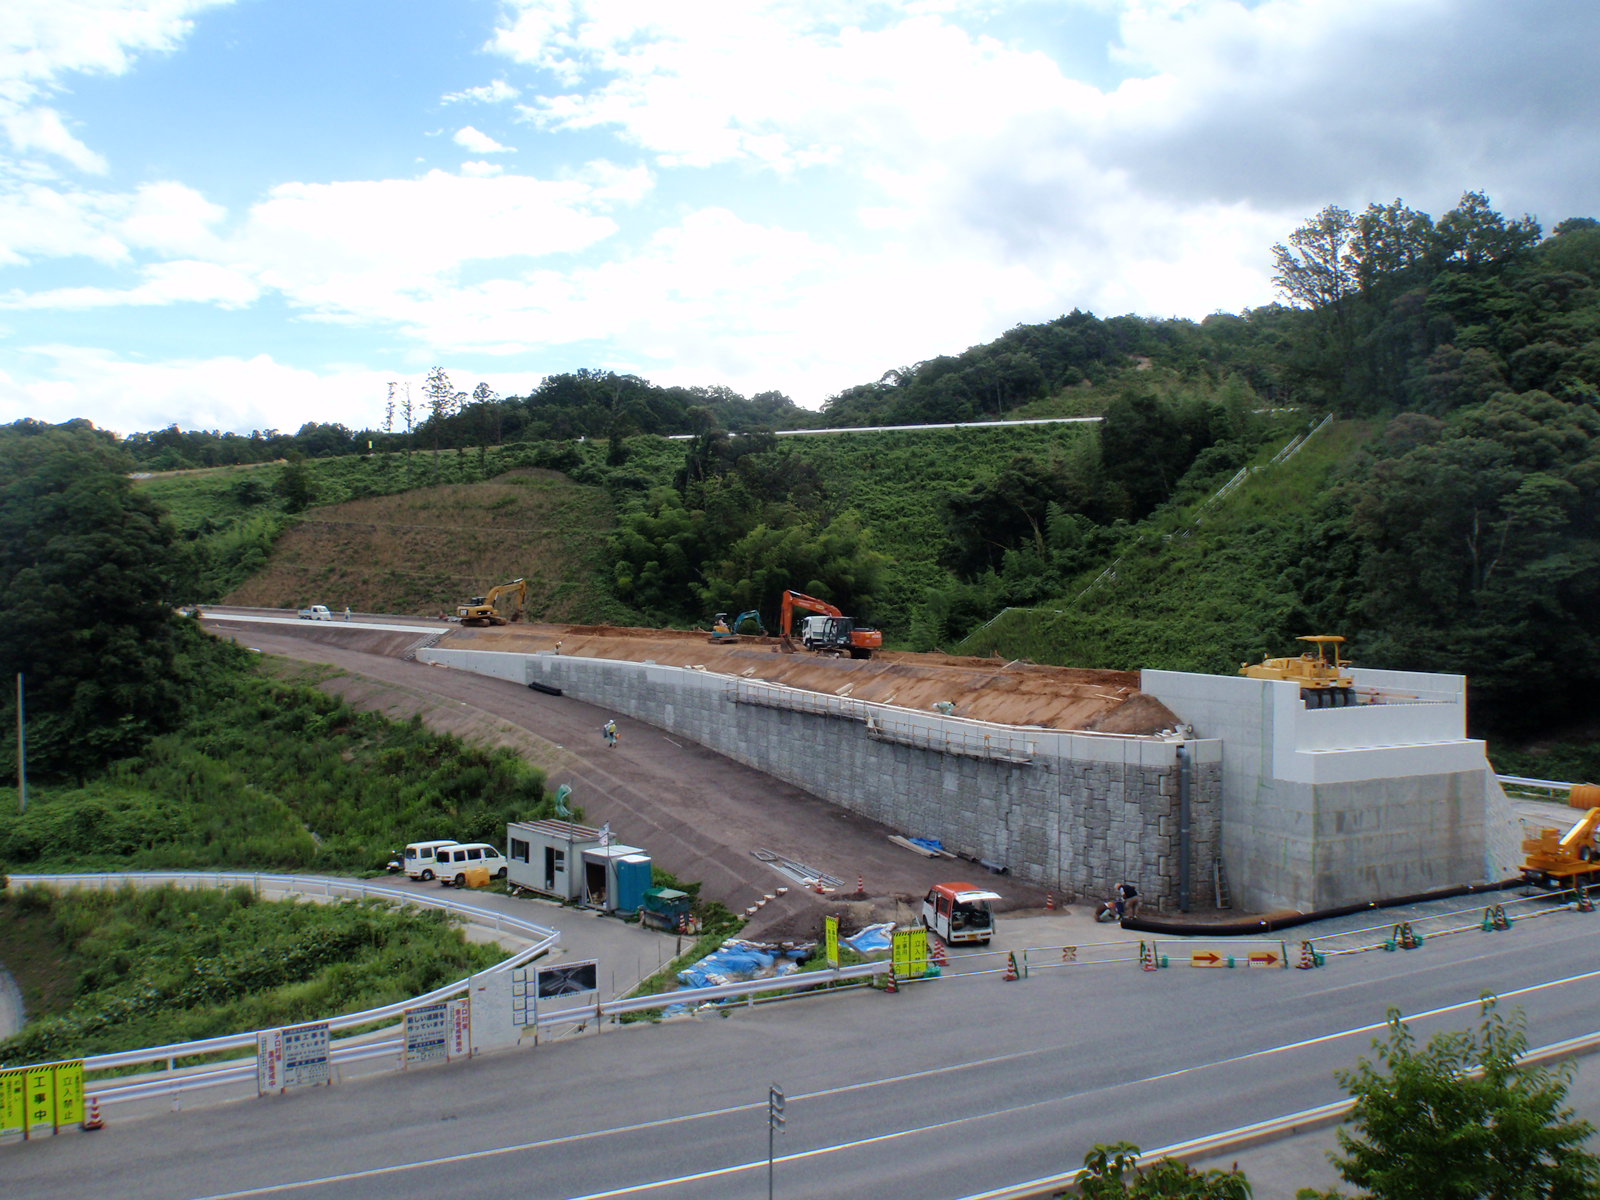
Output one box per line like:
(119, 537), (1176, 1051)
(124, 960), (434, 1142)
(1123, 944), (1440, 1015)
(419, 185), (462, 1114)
(1499, 774), (1581, 797)
(7, 872), (561, 1076)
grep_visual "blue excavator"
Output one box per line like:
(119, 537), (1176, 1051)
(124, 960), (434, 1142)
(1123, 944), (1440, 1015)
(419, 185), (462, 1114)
(709, 610), (766, 643)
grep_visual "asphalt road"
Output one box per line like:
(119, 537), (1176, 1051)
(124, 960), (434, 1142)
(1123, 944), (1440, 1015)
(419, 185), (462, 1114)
(6, 898), (1598, 1200)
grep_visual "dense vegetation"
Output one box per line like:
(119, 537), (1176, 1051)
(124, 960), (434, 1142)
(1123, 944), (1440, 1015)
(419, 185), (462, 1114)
(0, 631), (551, 866)
(0, 884), (503, 1066)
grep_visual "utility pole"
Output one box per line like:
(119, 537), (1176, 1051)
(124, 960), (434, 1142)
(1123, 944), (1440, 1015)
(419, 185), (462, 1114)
(16, 672), (26, 814)
(767, 1083), (785, 1200)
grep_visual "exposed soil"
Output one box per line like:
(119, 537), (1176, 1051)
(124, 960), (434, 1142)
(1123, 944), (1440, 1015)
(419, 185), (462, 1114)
(205, 612), (1176, 941)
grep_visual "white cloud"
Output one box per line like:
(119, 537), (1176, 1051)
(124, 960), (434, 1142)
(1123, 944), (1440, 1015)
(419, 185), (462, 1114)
(459, 160), (504, 178)
(1, 106), (107, 173)
(0, 258), (258, 309)
(453, 125), (513, 154)
(0, 345), (422, 437)
(442, 79), (519, 105)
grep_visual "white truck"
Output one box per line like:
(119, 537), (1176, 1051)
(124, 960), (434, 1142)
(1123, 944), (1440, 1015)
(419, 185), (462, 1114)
(298, 605), (334, 620)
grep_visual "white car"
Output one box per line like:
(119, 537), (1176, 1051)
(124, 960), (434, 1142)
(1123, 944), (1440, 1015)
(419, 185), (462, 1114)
(298, 605), (333, 620)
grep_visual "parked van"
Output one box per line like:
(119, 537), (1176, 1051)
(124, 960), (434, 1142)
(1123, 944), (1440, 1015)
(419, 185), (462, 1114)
(920, 881), (1001, 946)
(298, 604), (334, 620)
(403, 839), (462, 882)
(435, 842), (509, 887)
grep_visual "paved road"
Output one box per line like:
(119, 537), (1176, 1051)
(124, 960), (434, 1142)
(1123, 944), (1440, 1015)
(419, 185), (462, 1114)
(5, 896), (1597, 1200)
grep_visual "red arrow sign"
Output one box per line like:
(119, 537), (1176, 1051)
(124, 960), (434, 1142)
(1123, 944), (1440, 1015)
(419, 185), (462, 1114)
(1248, 952), (1280, 967)
(1192, 951), (1222, 965)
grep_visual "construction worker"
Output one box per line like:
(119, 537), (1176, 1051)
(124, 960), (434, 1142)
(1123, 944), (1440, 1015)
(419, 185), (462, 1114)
(603, 719), (618, 748)
(343, 605), (352, 621)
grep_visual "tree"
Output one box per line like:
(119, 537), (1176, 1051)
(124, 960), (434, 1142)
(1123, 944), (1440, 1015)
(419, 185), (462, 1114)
(1079, 1142), (1251, 1199)
(0, 420), (189, 781)
(1299, 1000), (1600, 1200)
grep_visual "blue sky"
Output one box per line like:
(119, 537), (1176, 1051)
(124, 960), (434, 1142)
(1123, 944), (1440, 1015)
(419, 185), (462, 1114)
(1, 0), (1595, 438)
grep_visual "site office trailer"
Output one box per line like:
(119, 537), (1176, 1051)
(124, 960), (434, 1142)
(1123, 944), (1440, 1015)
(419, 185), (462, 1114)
(506, 818), (605, 901)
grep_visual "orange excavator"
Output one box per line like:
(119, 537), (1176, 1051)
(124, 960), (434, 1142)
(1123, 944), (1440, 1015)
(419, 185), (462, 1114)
(778, 590), (882, 659)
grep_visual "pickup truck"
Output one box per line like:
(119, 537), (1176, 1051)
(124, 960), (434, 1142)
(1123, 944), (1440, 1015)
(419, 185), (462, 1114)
(298, 605), (334, 620)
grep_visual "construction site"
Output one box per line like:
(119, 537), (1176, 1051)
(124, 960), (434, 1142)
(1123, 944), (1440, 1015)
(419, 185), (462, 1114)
(399, 616), (1525, 921)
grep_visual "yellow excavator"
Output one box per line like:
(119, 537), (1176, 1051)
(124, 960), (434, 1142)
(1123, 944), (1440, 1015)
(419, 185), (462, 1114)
(1520, 784), (1600, 890)
(456, 578), (528, 626)
(1240, 635), (1356, 707)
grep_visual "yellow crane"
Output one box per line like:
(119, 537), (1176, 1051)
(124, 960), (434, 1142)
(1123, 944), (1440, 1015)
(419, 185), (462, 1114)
(1240, 635), (1355, 707)
(1521, 784), (1600, 890)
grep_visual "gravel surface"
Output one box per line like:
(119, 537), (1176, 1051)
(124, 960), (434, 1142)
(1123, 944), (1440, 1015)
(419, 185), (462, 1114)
(207, 614), (1053, 942)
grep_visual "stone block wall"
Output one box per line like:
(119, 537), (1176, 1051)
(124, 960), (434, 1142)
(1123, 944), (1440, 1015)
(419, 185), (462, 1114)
(419, 647), (1223, 912)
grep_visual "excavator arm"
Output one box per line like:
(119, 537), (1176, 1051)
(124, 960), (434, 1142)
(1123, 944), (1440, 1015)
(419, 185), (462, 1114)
(779, 590), (842, 639)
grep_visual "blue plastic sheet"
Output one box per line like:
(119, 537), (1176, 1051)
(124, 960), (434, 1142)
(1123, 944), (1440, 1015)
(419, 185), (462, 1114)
(844, 922), (894, 953)
(908, 837), (946, 854)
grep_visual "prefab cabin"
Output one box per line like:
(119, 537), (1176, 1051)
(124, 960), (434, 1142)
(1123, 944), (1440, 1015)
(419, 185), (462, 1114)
(506, 819), (604, 901)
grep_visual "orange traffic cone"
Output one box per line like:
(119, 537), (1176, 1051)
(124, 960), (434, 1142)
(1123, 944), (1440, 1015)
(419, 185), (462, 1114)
(1045, 891), (1055, 911)
(884, 967), (899, 994)
(929, 939), (947, 966)
(81, 1094), (104, 1131)
(1003, 952), (1019, 981)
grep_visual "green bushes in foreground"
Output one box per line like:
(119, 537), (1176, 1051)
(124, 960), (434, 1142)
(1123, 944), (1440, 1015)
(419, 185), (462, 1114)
(0, 884), (503, 1065)
(0, 633), (552, 874)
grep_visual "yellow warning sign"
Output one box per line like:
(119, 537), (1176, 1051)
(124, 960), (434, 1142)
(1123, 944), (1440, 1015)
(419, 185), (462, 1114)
(825, 914), (840, 969)
(0, 1061), (85, 1138)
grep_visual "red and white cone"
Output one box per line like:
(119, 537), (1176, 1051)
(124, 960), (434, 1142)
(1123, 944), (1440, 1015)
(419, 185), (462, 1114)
(929, 939), (948, 966)
(1003, 952), (1019, 982)
(81, 1094), (104, 1131)
(1045, 891), (1055, 911)
(884, 967), (899, 994)
(857, 873), (864, 895)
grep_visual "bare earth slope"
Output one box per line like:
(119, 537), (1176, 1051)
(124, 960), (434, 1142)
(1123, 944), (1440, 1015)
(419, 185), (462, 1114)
(222, 470), (615, 620)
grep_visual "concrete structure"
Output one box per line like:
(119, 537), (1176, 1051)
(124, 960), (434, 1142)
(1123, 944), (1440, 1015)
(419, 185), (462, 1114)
(1141, 666), (1520, 913)
(419, 647), (1222, 912)
(420, 646), (1519, 915)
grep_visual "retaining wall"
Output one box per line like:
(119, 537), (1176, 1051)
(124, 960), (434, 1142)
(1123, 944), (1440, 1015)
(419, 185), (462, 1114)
(418, 647), (1223, 911)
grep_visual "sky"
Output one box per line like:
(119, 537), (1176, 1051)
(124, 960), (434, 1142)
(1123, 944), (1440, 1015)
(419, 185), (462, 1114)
(0, 0), (1595, 439)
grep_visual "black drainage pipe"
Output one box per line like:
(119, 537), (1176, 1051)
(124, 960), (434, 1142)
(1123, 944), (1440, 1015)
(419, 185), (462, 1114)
(1121, 876), (1524, 937)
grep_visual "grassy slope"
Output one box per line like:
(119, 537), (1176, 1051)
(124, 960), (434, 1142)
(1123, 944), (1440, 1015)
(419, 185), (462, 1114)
(958, 419), (1375, 672)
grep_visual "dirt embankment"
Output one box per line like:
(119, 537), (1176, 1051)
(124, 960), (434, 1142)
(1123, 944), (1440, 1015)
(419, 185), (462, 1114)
(442, 621), (1181, 735)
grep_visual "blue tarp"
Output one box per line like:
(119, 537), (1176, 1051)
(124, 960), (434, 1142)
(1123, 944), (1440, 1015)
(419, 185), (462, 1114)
(663, 939), (813, 1015)
(908, 837), (946, 854)
(844, 922), (894, 953)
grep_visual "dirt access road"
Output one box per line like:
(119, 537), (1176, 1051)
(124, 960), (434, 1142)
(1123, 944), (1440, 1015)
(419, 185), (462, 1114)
(206, 612), (1054, 941)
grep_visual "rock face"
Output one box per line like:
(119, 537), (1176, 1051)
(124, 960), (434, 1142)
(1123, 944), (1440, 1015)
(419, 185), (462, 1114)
(443, 622), (1182, 735)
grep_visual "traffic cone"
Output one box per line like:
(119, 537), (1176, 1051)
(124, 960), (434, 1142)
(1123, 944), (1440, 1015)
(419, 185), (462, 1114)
(1578, 887), (1594, 914)
(1004, 952), (1019, 981)
(884, 967), (899, 994)
(81, 1094), (104, 1131)
(1295, 941), (1317, 970)
(1045, 891), (1055, 911)
(929, 939), (948, 966)
(1139, 942), (1158, 972)
(857, 873), (864, 895)
(1494, 904), (1511, 930)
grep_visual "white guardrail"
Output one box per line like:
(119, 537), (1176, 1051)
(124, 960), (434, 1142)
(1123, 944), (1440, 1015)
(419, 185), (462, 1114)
(3, 872), (894, 1108)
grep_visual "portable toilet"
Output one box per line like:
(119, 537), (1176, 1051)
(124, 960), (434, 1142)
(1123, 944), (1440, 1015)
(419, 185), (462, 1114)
(506, 819), (604, 901)
(580, 844), (651, 913)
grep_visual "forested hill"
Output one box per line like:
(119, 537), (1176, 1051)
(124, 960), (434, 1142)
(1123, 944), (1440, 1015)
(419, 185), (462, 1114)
(4, 191), (1600, 785)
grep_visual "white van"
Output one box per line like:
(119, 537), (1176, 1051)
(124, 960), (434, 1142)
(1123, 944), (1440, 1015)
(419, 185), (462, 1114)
(435, 842), (509, 887)
(298, 605), (334, 620)
(403, 839), (462, 882)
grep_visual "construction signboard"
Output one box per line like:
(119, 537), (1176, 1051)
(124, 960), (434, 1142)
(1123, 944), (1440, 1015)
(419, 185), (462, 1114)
(0, 1061), (83, 1139)
(257, 1021), (332, 1095)
(891, 926), (929, 979)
